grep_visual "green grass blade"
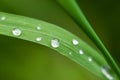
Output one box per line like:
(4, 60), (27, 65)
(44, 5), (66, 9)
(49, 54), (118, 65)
(57, 0), (120, 78)
(0, 12), (118, 80)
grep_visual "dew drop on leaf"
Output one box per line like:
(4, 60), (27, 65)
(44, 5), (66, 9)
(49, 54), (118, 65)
(79, 49), (84, 54)
(1, 16), (6, 21)
(101, 65), (114, 80)
(51, 39), (59, 48)
(12, 28), (22, 36)
(88, 57), (92, 62)
(72, 39), (79, 45)
(36, 26), (41, 30)
(69, 52), (72, 55)
(36, 37), (42, 42)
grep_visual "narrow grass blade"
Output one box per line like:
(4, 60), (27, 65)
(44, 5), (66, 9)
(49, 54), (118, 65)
(0, 12), (118, 79)
(57, 0), (120, 78)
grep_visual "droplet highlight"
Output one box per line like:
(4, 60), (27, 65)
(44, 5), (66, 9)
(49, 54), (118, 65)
(79, 49), (84, 54)
(36, 37), (42, 42)
(101, 66), (114, 80)
(72, 39), (79, 45)
(88, 57), (92, 62)
(51, 39), (59, 48)
(12, 28), (22, 36)
(36, 26), (41, 30)
(69, 52), (72, 55)
(1, 16), (6, 21)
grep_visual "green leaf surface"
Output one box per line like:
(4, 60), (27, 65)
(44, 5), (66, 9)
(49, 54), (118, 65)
(0, 12), (118, 80)
(57, 0), (120, 78)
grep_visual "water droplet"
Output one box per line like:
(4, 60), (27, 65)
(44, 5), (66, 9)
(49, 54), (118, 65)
(69, 52), (72, 55)
(1, 16), (6, 21)
(36, 26), (41, 30)
(88, 57), (92, 62)
(72, 39), (79, 45)
(101, 66), (114, 80)
(51, 39), (59, 48)
(36, 37), (42, 42)
(12, 28), (22, 36)
(79, 49), (84, 54)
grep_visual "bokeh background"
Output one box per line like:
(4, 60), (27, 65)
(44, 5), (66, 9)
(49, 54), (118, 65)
(0, 0), (120, 80)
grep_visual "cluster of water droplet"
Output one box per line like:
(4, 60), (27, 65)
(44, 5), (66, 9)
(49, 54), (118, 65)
(0, 16), (94, 64)
(1, 16), (114, 80)
(72, 39), (93, 62)
(10, 22), (92, 62)
(0, 16), (96, 65)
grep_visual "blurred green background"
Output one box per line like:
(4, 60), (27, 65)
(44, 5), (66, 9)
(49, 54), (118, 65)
(0, 0), (120, 80)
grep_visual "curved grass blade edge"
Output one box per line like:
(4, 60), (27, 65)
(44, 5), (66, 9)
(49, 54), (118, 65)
(0, 12), (118, 80)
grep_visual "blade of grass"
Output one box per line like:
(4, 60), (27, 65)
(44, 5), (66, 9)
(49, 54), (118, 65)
(0, 12), (117, 80)
(57, 0), (120, 78)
